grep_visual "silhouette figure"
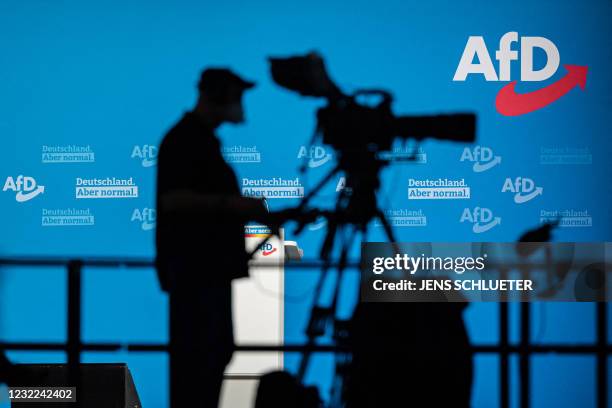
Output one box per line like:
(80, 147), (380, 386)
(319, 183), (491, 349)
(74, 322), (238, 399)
(156, 68), (283, 408)
(344, 301), (473, 407)
(255, 371), (322, 408)
(0, 350), (13, 383)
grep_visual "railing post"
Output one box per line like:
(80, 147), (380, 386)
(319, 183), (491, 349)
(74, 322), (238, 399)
(520, 302), (531, 408)
(67, 259), (82, 401)
(596, 302), (608, 408)
(499, 266), (510, 408)
(500, 302), (510, 408)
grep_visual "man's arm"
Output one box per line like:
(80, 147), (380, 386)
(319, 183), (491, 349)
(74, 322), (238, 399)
(159, 189), (269, 221)
(159, 189), (308, 229)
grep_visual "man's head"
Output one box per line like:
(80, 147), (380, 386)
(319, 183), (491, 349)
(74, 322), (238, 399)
(196, 68), (255, 125)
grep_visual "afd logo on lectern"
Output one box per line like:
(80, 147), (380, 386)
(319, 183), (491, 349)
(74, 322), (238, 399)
(453, 32), (588, 115)
(3, 176), (45, 202)
(502, 177), (543, 204)
(260, 243), (277, 256)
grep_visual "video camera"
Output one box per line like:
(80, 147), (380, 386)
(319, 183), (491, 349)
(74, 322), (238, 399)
(270, 53), (476, 169)
(269, 52), (477, 227)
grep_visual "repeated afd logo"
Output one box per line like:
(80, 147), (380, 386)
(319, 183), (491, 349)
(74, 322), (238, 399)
(453, 31), (588, 115)
(131, 208), (156, 231)
(131, 145), (157, 167)
(502, 177), (543, 204)
(460, 207), (501, 233)
(297, 146), (332, 168)
(460, 146), (501, 172)
(3, 176), (45, 202)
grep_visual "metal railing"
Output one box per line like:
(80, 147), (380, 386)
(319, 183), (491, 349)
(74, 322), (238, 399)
(0, 256), (609, 408)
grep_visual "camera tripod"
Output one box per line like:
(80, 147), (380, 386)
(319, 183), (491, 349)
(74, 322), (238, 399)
(288, 161), (400, 407)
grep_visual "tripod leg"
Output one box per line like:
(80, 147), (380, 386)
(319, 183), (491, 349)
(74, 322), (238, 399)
(375, 209), (401, 254)
(297, 165), (340, 212)
(296, 221), (340, 382)
(248, 166), (341, 259)
(330, 226), (357, 312)
(296, 271), (331, 381)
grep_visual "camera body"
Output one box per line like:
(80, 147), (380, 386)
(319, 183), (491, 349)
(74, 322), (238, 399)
(269, 52), (477, 225)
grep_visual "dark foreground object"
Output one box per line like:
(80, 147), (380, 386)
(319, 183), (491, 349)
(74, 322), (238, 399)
(255, 371), (322, 408)
(9, 363), (140, 408)
(344, 302), (473, 408)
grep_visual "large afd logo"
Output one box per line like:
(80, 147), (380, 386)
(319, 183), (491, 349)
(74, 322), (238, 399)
(501, 177), (543, 204)
(453, 32), (588, 115)
(3, 175), (45, 202)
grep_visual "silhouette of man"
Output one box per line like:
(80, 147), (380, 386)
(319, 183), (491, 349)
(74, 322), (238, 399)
(156, 68), (279, 408)
(0, 351), (13, 383)
(344, 301), (472, 407)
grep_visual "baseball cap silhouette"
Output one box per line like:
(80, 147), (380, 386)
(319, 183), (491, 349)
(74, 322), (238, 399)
(198, 68), (255, 103)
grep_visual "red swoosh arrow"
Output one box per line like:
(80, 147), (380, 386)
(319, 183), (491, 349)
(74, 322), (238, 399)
(262, 248), (277, 256)
(495, 65), (588, 116)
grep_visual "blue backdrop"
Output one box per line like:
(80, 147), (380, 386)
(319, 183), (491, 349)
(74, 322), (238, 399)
(1, 1), (611, 407)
